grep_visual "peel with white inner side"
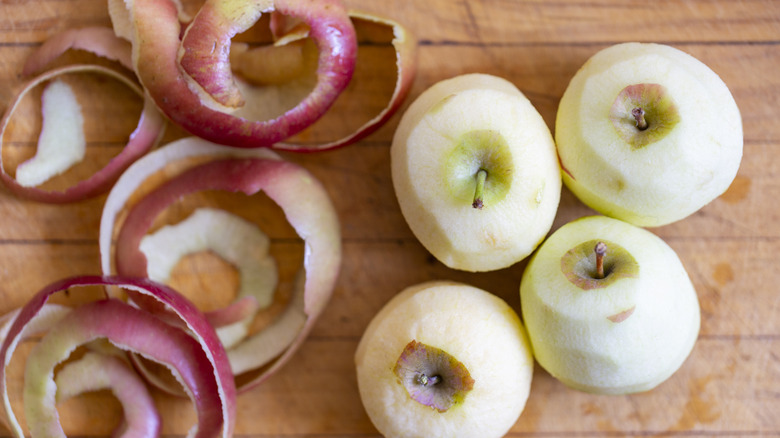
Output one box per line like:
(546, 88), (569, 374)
(100, 137), (341, 391)
(0, 64), (165, 203)
(108, 0), (416, 151)
(15, 80), (85, 187)
(53, 352), (160, 437)
(140, 208), (278, 348)
(0, 276), (236, 438)
(110, 0), (358, 148)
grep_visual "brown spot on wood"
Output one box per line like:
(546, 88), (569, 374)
(720, 176), (751, 204)
(713, 263), (734, 286)
(596, 419), (618, 432)
(607, 306), (635, 323)
(672, 375), (721, 430)
(580, 402), (617, 431)
(581, 401), (603, 416)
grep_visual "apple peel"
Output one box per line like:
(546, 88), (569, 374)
(119, 0), (357, 148)
(113, 0), (415, 151)
(100, 137), (341, 391)
(0, 276), (236, 438)
(14, 79), (85, 188)
(53, 352), (161, 437)
(139, 207), (279, 348)
(274, 11), (418, 152)
(21, 27), (134, 76)
(0, 65), (165, 203)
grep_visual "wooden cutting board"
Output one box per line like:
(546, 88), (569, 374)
(0, 0), (778, 436)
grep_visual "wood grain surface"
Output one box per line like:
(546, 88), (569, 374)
(0, 0), (778, 436)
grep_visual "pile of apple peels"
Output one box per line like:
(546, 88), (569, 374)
(0, 0), (416, 436)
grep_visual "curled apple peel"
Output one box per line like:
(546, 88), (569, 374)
(139, 207), (279, 348)
(110, 0), (415, 151)
(0, 276), (237, 438)
(52, 352), (161, 437)
(274, 11), (418, 151)
(0, 64), (165, 203)
(21, 27), (134, 76)
(100, 137), (341, 391)
(14, 79), (85, 188)
(116, 0), (357, 147)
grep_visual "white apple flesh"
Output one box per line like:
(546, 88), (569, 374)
(520, 215), (700, 394)
(556, 42), (743, 227)
(391, 73), (561, 272)
(355, 281), (534, 438)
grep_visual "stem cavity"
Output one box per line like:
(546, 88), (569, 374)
(472, 169), (487, 209)
(632, 107), (648, 131)
(595, 241), (607, 279)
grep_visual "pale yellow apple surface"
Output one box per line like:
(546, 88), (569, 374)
(556, 42), (742, 227)
(355, 281), (534, 438)
(391, 73), (561, 272)
(520, 215), (700, 394)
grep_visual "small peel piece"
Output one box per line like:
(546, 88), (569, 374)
(54, 352), (160, 438)
(0, 65), (165, 203)
(15, 79), (86, 188)
(0, 276), (236, 438)
(100, 137), (341, 391)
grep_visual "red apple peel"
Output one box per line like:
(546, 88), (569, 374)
(21, 27), (134, 76)
(121, 0), (357, 148)
(100, 138), (341, 391)
(0, 65), (165, 203)
(0, 276), (236, 438)
(52, 352), (161, 437)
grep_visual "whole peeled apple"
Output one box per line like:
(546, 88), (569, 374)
(355, 281), (534, 438)
(520, 215), (700, 394)
(556, 42), (742, 227)
(391, 73), (561, 272)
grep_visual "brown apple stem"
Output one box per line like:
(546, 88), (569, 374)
(472, 169), (487, 209)
(632, 107), (648, 131)
(416, 373), (441, 387)
(595, 241), (607, 279)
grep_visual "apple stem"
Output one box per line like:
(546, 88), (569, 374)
(416, 373), (441, 387)
(472, 169), (488, 209)
(595, 241), (607, 279)
(632, 107), (648, 131)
